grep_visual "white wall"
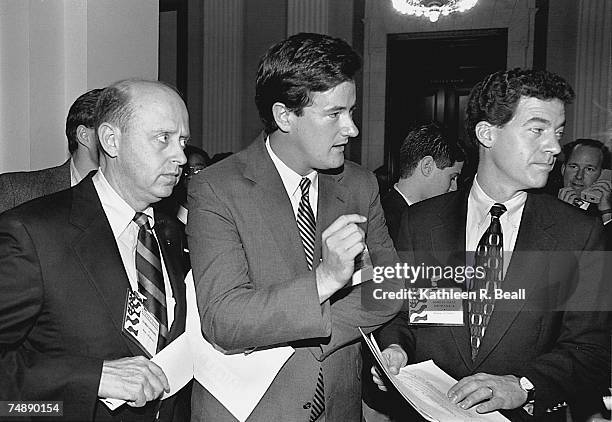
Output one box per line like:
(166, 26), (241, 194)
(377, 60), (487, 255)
(0, 0), (158, 173)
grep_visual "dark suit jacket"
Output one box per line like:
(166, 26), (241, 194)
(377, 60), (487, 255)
(381, 187), (410, 245)
(186, 135), (403, 421)
(0, 173), (191, 421)
(378, 188), (611, 421)
(0, 159), (71, 214)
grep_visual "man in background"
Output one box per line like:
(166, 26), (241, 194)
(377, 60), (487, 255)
(382, 123), (465, 243)
(0, 80), (191, 421)
(558, 138), (611, 224)
(187, 32), (402, 421)
(0, 88), (102, 213)
(373, 68), (610, 421)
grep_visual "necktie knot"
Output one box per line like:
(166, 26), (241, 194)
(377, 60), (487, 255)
(133, 212), (152, 231)
(299, 177), (311, 198)
(490, 203), (506, 219)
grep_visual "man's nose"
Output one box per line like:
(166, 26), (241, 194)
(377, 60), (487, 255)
(342, 116), (359, 138)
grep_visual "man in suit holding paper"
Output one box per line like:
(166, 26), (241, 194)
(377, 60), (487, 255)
(372, 69), (611, 421)
(0, 80), (191, 421)
(187, 33), (402, 421)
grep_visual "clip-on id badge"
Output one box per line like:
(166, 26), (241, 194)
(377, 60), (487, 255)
(122, 289), (160, 357)
(408, 287), (464, 326)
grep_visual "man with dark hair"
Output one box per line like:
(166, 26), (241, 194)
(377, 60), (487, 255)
(558, 138), (612, 224)
(382, 123), (465, 243)
(372, 68), (610, 421)
(187, 33), (401, 421)
(0, 88), (102, 213)
(0, 79), (191, 421)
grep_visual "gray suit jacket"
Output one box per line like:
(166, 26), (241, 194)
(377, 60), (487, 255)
(0, 159), (71, 214)
(186, 134), (403, 421)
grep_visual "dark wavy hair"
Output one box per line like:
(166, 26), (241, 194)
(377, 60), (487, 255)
(465, 68), (575, 149)
(255, 32), (361, 134)
(399, 122), (465, 178)
(65, 88), (103, 153)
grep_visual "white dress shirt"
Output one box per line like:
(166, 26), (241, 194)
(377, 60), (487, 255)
(69, 158), (83, 187)
(393, 183), (413, 207)
(465, 176), (527, 277)
(265, 137), (318, 219)
(92, 170), (176, 327)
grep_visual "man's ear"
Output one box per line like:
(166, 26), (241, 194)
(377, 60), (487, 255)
(97, 123), (119, 158)
(475, 121), (495, 148)
(76, 125), (93, 148)
(272, 102), (292, 133)
(419, 156), (435, 177)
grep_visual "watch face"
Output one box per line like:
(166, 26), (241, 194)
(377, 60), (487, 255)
(520, 377), (534, 391)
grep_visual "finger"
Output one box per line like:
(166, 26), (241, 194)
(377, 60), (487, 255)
(146, 361), (170, 392)
(326, 225), (365, 247)
(476, 396), (504, 413)
(457, 387), (493, 410)
(323, 214), (366, 239)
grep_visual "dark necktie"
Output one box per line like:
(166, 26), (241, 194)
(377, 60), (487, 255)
(469, 203), (506, 360)
(296, 178), (324, 421)
(133, 212), (168, 352)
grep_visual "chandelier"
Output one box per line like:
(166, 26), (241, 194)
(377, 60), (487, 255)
(391, 0), (479, 23)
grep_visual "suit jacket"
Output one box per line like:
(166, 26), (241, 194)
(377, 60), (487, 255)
(378, 187), (611, 422)
(0, 159), (71, 214)
(381, 187), (410, 245)
(0, 173), (191, 421)
(186, 135), (403, 422)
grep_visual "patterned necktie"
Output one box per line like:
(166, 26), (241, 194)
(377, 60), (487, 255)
(469, 203), (506, 360)
(133, 212), (168, 352)
(296, 178), (324, 421)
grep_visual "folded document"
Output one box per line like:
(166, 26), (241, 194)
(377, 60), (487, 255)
(361, 329), (509, 422)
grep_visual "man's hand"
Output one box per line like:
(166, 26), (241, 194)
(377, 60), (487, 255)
(447, 373), (527, 413)
(590, 179), (612, 212)
(98, 356), (169, 407)
(370, 344), (408, 392)
(315, 214), (366, 302)
(558, 186), (578, 205)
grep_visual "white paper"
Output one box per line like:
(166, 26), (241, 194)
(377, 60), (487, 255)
(185, 271), (295, 422)
(360, 328), (509, 422)
(99, 333), (193, 410)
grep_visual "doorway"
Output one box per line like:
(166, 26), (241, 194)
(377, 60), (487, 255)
(380, 29), (507, 190)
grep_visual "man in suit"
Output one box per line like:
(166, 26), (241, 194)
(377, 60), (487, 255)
(372, 69), (610, 421)
(0, 88), (102, 213)
(0, 80), (191, 421)
(381, 123), (465, 244)
(187, 33), (402, 421)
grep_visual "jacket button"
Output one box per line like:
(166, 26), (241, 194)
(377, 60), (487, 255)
(303, 402), (312, 409)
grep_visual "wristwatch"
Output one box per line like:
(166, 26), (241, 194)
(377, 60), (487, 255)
(519, 376), (535, 414)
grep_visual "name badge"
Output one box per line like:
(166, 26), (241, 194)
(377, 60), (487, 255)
(408, 287), (464, 326)
(122, 289), (160, 357)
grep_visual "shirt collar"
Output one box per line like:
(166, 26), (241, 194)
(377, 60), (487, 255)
(93, 168), (155, 239)
(69, 157), (82, 187)
(265, 136), (317, 198)
(393, 183), (413, 206)
(469, 175), (527, 227)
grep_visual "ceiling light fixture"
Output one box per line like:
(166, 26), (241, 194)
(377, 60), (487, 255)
(391, 0), (478, 23)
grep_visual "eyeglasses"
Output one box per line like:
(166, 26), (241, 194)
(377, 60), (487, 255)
(183, 165), (206, 178)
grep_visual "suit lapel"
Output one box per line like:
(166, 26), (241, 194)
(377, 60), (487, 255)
(432, 190), (473, 370)
(70, 175), (143, 357)
(243, 137), (310, 275)
(473, 193), (557, 368)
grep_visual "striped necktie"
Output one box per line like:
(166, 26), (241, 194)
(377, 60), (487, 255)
(133, 212), (168, 352)
(469, 203), (506, 360)
(296, 178), (324, 421)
